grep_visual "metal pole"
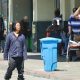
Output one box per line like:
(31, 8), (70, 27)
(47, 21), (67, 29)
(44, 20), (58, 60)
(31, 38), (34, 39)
(8, 0), (13, 22)
(8, 0), (13, 33)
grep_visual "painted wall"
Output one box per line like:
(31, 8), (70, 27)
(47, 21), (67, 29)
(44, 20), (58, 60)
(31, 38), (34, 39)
(33, 0), (55, 21)
(60, 0), (71, 20)
(75, 0), (80, 8)
(37, 0), (55, 21)
(70, 0), (75, 14)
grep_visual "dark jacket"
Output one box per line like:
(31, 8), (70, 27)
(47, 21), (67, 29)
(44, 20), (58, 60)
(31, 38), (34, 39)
(46, 25), (61, 38)
(4, 32), (27, 60)
(21, 20), (32, 38)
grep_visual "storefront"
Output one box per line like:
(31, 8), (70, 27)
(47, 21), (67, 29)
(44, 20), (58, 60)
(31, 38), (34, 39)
(1, 0), (80, 52)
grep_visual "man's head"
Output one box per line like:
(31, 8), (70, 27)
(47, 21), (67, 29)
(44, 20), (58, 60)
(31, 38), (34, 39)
(23, 16), (28, 22)
(54, 8), (60, 17)
(13, 21), (22, 33)
(73, 7), (77, 13)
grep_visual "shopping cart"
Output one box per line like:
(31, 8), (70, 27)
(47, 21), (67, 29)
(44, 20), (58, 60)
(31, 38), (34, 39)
(66, 35), (80, 61)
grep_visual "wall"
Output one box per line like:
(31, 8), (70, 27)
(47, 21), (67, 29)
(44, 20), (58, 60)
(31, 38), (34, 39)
(60, 0), (71, 20)
(37, 0), (55, 21)
(33, 0), (55, 21)
(75, 0), (80, 8)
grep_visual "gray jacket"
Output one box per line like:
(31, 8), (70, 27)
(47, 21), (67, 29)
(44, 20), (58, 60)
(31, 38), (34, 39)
(4, 32), (27, 60)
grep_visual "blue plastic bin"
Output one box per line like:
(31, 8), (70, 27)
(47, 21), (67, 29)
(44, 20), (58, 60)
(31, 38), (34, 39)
(40, 37), (61, 72)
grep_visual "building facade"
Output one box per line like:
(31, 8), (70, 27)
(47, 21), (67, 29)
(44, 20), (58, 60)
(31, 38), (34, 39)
(0, 0), (80, 52)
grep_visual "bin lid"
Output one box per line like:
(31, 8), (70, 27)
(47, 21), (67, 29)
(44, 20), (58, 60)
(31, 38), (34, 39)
(40, 37), (61, 43)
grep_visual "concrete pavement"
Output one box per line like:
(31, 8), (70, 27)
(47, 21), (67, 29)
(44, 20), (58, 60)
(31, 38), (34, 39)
(0, 53), (50, 80)
(0, 53), (80, 80)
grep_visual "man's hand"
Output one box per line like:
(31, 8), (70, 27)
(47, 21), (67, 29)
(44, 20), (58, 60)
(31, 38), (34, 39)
(74, 7), (80, 19)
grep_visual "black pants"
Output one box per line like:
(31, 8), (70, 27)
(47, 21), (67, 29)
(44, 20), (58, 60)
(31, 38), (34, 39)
(5, 57), (24, 80)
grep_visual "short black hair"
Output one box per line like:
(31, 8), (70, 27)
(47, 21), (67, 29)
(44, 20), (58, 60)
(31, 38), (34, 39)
(54, 8), (60, 17)
(73, 7), (77, 13)
(12, 21), (22, 32)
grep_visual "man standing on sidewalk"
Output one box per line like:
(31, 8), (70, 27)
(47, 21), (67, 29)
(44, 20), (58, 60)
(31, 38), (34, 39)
(4, 21), (27, 80)
(68, 7), (80, 60)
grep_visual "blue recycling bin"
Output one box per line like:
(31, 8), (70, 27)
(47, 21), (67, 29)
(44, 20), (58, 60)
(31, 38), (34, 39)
(40, 37), (61, 72)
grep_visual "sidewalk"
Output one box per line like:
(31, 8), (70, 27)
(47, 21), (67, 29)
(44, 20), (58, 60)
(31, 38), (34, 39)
(0, 53), (80, 80)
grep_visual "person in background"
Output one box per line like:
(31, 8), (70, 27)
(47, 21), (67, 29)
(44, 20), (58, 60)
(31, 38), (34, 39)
(52, 9), (67, 55)
(4, 16), (7, 35)
(8, 21), (13, 33)
(46, 20), (61, 38)
(4, 21), (27, 80)
(0, 16), (5, 53)
(52, 8), (63, 28)
(46, 20), (62, 56)
(68, 7), (80, 60)
(1, 17), (8, 53)
(21, 16), (30, 38)
(68, 7), (78, 36)
(21, 16), (32, 52)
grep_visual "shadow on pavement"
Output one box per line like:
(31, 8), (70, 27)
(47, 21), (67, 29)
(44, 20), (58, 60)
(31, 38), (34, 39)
(27, 53), (80, 62)
(55, 69), (67, 71)
(27, 53), (66, 62)
(27, 54), (42, 60)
